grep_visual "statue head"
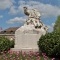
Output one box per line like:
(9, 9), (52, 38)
(23, 7), (27, 10)
(23, 7), (29, 16)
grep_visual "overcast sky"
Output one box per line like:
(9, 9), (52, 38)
(0, 0), (60, 32)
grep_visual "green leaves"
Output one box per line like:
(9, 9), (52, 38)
(38, 31), (60, 57)
(0, 36), (14, 52)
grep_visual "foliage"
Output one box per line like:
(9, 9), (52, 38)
(54, 15), (60, 33)
(0, 36), (14, 52)
(38, 31), (60, 57)
(10, 40), (15, 48)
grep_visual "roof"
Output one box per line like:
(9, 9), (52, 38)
(0, 27), (19, 34)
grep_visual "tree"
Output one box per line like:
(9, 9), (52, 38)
(54, 15), (60, 32)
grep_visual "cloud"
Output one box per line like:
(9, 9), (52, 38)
(0, 0), (15, 10)
(9, 0), (60, 17)
(0, 0), (60, 17)
(52, 23), (55, 26)
(9, 6), (18, 14)
(47, 23), (55, 32)
(48, 25), (53, 32)
(0, 15), (3, 18)
(6, 16), (27, 24)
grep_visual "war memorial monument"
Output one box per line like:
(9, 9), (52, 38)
(13, 7), (48, 51)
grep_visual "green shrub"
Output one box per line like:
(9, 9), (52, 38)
(0, 36), (15, 52)
(38, 31), (60, 57)
(0, 36), (11, 52)
(10, 40), (15, 48)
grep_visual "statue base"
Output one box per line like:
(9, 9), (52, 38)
(11, 24), (47, 52)
(11, 48), (39, 52)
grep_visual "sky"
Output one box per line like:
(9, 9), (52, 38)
(0, 0), (60, 32)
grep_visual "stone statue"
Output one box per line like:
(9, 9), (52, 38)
(16, 6), (48, 35)
(23, 7), (41, 19)
(23, 7), (48, 31)
(23, 7), (42, 28)
(15, 6), (48, 34)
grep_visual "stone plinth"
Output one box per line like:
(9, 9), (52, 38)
(12, 27), (43, 51)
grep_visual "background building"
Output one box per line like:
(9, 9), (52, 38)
(0, 27), (19, 40)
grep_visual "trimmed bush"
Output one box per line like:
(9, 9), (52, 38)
(38, 31), (60, 57)
(0, 36), (15, 52)
(0, 36), (11, 52)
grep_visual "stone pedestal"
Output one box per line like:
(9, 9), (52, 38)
(12, 27), (43, 51)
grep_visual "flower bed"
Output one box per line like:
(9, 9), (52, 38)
(0, 50), (54, 60)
